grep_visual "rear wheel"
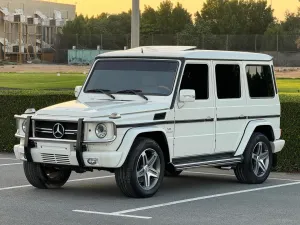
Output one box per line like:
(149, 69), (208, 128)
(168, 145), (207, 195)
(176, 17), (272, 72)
(234, 132), (272, 184)
(23, 162), (72, 189)
(115, 137), (165, 198)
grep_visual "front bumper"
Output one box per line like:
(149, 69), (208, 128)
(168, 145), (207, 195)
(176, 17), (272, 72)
(14, 144), (123, 168)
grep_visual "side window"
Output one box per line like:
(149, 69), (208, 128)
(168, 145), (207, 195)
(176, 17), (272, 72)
(180, 64), (209, 100)
(215, 64), (241, 99)
(246, 65), (275, 98)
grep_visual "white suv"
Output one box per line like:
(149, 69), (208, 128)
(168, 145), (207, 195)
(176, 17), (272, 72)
(14, 46), (285, 198)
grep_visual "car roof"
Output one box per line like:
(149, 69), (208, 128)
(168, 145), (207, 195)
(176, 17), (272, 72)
(96, 46), (273, 61)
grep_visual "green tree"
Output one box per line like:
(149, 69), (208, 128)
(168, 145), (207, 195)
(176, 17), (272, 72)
(141, 6), (159, 35)
(171, 3), (193, 34)
(156, 0), (174, 34)
(199, 0), (274, 35)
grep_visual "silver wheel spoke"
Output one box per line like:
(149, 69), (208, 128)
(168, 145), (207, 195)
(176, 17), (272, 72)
(145, 173), (150, 187)
(259, 160), (267, 173)
(252, 153), (258, 160)
(148, 152), (158, 167)
(257, 142), (262, 155)
(260, 151), (269, 160)
(148, 168), (159, 178)
(253, 160), (259, 175)
(141, 152), (148, 166)
(137, 168), (145, 178)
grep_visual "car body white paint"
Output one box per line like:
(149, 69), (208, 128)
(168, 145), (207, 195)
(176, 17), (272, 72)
(13, 46), (285, 170)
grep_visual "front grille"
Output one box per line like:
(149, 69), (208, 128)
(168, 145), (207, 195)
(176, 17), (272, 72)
(34, 120), (78, 140)
(41, 153), (71, 164)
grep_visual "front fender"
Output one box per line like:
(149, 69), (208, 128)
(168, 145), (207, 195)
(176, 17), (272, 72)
(116, 127), (168, 167)
(234, 120), (275, 156)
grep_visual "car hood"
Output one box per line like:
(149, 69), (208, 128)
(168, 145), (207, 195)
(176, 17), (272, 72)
(35, 100), (169, 118)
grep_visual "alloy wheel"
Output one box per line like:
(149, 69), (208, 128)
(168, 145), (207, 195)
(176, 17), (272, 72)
(136, 148), (161, 190)
(251, 142), (270, 177)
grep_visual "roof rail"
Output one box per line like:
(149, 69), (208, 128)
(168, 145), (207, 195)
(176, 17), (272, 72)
(127, 46), (197, 52)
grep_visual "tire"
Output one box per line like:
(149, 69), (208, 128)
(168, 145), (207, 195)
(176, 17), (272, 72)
(23, 161), (72, 189)
(234, 132), (273, 184)
(115, 137), (165, 198)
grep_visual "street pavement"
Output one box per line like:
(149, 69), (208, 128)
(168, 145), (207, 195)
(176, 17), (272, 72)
(1, 153), (300, 225)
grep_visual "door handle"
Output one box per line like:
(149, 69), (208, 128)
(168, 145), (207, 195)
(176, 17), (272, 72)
(205, 116), (213, 122)
(239, 115), (247, 119)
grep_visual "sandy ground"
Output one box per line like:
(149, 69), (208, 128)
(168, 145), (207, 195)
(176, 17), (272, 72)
(0, 64), (91, 74)
(0, 64), (300, 78)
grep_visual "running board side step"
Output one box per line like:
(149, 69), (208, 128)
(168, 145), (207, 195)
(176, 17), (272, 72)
(173, 157), (242, 170)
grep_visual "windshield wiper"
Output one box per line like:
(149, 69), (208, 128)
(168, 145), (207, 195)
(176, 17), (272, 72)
(117, 89), (148, 100)
(85, 89), (115, 99)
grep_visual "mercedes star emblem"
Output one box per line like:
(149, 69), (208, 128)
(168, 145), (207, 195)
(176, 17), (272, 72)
(53, 123), (65, 139)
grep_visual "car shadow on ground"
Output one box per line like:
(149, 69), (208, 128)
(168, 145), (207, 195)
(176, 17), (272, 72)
(24, 173), (247, 201)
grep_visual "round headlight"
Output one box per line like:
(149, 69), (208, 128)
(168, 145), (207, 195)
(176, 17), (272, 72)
(22, 120), (27, 133)
(95, 123), (107, 139)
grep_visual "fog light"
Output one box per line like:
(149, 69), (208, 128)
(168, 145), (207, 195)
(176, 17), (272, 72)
(87, 158), (98, 165)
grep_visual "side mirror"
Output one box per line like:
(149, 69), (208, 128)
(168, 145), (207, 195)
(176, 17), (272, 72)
(74, 86), (82, 98)
(179, 89), (195, 102)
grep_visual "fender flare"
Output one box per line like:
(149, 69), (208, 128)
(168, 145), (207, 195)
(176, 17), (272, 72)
(116, 127), (169, 167)
(234, 120), (275, 156)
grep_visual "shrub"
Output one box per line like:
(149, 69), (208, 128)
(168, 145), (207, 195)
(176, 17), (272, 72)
(0, 90), (74, 152)
(276, 94), (300, 172)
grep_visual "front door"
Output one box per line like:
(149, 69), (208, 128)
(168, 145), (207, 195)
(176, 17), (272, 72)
(173, 60), (216, 158)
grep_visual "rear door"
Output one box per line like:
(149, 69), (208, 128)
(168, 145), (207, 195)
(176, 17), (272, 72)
(213, 61), (248, 153)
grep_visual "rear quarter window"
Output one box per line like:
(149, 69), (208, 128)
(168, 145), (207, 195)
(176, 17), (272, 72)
(246, 65), (275, 98)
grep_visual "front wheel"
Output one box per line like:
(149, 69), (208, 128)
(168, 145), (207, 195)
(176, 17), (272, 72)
(234, 132), (273, 184)
(23, 162), (72, 189)
(115, 137), (165, 198)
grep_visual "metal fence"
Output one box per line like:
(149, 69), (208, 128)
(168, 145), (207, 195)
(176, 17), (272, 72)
(51, 34), (300, 66)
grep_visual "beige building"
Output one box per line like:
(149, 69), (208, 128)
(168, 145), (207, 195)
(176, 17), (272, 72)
(0, 0), (76, 20)
(0, 0), (76, 61)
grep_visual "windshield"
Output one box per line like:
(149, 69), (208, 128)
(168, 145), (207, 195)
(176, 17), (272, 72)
(84, 59), (179, 96)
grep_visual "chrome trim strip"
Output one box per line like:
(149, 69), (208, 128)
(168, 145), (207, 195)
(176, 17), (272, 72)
(65, 132), (77, 135)
(174, 157), (242, 170)
(65, 129), (77, 132)
(29, 137), (76, 143)
(36, 130), (52, 134)
(36, 127), (52, 131)
(35, 130), (77, 135)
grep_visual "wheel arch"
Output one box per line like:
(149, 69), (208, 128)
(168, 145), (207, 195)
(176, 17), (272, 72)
(116, 127), (171, 167)
(135, 131), (170, 164)
(234, 120), (276, 156)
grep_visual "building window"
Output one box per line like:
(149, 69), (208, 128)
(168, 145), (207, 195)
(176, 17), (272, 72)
(180, 64), (209, 100)
(215, 64), (241, 99)
(246, 65), (275, 98)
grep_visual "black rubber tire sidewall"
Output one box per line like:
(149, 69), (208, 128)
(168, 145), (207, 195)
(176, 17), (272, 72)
(239, 132), (273, 184)
(23, 161), (71, 189)
(116, 137), (165, 198)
